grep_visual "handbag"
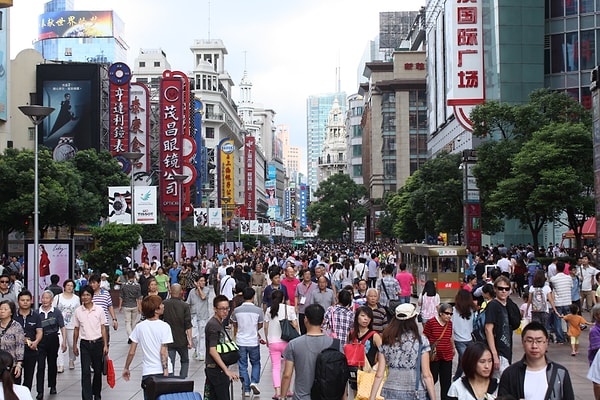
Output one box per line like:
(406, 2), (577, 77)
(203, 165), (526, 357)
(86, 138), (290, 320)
(280, 305), (300, 342)
(216, 327), (240, 365)
(430, 322), (449, 361)
(326, 307), (338, 338)
(105, 355), (116, 388)
(344, 331), (376, 367)
(355, 368), (384, 400)
(380, 279), (401, 319)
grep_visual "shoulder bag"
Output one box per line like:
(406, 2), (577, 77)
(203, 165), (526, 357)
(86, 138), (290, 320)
(216, 327), (240, 365)
(280, 305), (300, 342)
(344, 330), (376, 367)
(429, 321), (449, 361)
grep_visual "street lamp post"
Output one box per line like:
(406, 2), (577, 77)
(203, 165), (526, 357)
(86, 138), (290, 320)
(19, 105), (55, 308)
(119, 152), (143, 266)
(172, 174), (188, 260)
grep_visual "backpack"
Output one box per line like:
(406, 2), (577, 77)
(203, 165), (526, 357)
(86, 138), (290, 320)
(471, 306), (487, 342)
(311, 339), (349, 400)
(531, 287), (548, 313)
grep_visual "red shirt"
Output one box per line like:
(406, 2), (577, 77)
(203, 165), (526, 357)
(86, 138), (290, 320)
(281, 278), (300, 306)
(423, 317), (453, 361)
(395, 271), (415, 297)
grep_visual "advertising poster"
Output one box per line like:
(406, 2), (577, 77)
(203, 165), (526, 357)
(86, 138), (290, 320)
(133, 186), (157, 224)
(25, 241), (71, 303)
(176, 242), (197, 262)
(108, 186), (131, 224)
(42, 80), (91, 153)
(208, 208), (222, 229)
(133, 241), (162, 266)
(0, 10), (7, 121)
(193, 208), (208, 227)
(38, 11), (114, 40)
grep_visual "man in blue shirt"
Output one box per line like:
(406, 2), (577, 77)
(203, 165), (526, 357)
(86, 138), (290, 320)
(168, 261), (181, 285)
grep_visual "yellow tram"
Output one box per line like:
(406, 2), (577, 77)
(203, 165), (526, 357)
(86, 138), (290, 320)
(398, 244), (468, 304)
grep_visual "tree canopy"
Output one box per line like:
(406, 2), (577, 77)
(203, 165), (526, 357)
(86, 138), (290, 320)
(384, 152), (463, 243)
(306, 173), (368, 241)
(470, 89), (593, 251)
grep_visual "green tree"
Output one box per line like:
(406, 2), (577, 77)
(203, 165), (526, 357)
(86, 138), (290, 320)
(386, 152), (463, 243)
(182, 224), (228, 246)
(307, 173), (368, 241)
(471, 89), (592, 251)
(86, 223), (143, 272)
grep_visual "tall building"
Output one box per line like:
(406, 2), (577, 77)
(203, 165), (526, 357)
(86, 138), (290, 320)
(379, 11), (421, 59)
(346, 94), (364, 185)
(306, 92), (346, 196)
(360, 51), (427, 241)
(33, 0), (127, 64)
(318, 97), (347, 181)
(426, 0), (544, 155)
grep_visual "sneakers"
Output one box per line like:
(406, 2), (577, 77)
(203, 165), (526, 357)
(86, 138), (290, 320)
(244, 392), (252, 398)
(192, 351), (198, 360)
(571, 352), (577, 356)
(69, 361), (75, 370)
(57, 365), (64, 373)
(250, 383), (261, 395)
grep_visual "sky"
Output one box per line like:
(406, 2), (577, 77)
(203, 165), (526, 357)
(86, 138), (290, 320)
(9, 0), (426, 160)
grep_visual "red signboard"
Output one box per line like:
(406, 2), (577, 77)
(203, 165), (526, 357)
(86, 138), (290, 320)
(108, 63), (132, 156)
(245, 136), (256, 220)
(159, 71), (184, 215)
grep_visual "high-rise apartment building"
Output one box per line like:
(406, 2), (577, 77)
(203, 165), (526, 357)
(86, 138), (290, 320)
(346, 94), (364, 185)
(306, 92), (346, 196)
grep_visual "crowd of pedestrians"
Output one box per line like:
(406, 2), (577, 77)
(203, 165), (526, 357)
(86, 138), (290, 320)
(0, 242), (599, 399)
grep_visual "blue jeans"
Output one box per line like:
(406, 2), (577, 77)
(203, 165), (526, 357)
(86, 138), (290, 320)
(554, 305), (570, 343)
(168, 346), (190, 379)
(238, 345), (261, 391)
(399, 296), (411, 304)
(453, 340), (472, 380)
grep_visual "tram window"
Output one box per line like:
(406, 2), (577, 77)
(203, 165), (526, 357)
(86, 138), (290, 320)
(431, 259), (438, 272)
(440, 257), (457, 272)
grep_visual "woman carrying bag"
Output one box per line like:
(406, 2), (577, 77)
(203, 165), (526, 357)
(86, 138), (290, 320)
(424, 303), (455, 400)
(264, 290), (298, 399)
(346, 306), (382, 400)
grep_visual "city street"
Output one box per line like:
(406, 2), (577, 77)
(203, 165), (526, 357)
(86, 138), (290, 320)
(35, 291), (596, 399)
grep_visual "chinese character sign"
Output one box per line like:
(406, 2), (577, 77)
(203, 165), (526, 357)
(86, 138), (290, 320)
(129, 83), (150, 173)
(108, 63), (132, 157)
(446, 0), (485, 131)
(218, 137), (236, 221)
(159, 71), (185, 215)
(245, 136), (256, 220)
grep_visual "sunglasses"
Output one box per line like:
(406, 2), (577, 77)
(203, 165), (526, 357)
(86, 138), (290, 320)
(443, 312), (453, 316)
(0, 281), (9, 283)
(496, 286), (510, 292)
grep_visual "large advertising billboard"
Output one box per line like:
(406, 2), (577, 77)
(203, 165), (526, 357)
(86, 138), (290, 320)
(38, 11), (114, 40)
(37, 64), (101, 160)
(0, 10), (7, 121)
(25, 241), (72, 303)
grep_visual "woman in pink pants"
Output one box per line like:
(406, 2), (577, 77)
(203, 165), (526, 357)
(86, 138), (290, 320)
(264, 289), (298, 399)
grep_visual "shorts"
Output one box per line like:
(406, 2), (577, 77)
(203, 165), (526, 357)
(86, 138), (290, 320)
(571, 336), (580, 345)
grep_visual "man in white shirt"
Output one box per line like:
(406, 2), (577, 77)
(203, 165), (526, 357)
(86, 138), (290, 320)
(579, 254), (597, 312)
(231, 287), (264, 397)
(549, 261), (573, 344)
(497, 253), (512, 277)
(122, 295), (173, 399)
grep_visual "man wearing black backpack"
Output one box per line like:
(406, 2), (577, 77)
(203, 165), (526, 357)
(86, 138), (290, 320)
(281, 304), (348, 400)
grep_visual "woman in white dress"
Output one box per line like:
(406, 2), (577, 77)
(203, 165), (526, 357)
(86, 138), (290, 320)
(52, 279), (80, 371)
(0, 349), (32, 399)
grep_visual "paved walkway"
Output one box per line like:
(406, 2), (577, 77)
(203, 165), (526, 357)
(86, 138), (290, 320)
(33, 292), (596, 399)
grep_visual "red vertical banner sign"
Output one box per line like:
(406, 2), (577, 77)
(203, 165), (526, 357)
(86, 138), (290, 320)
(108, 63), (132, 155)
(159, 71), (184, 216)
(446, 0), (485, 131)
(129, 82), (150, 173)
(245, 136), (256, 220)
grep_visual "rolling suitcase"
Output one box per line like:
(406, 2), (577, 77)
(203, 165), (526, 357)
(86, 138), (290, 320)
(156, 393), (202, 400)
(143, 376), (195, 400)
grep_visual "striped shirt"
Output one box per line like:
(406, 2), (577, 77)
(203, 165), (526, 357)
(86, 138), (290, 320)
(92, 289), (113, 326)
(549, 273), (573, 307)
(423, 317), (453, 361)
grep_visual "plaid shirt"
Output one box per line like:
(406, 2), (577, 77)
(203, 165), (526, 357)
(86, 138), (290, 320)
(323, 304), (354, 345)
(378, 275), (400, 307)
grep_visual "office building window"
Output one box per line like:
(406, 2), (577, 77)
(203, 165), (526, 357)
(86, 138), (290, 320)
(206, 127), (215, 139)
(154, 61), (160, 67)
(139, 61), (146, 67)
